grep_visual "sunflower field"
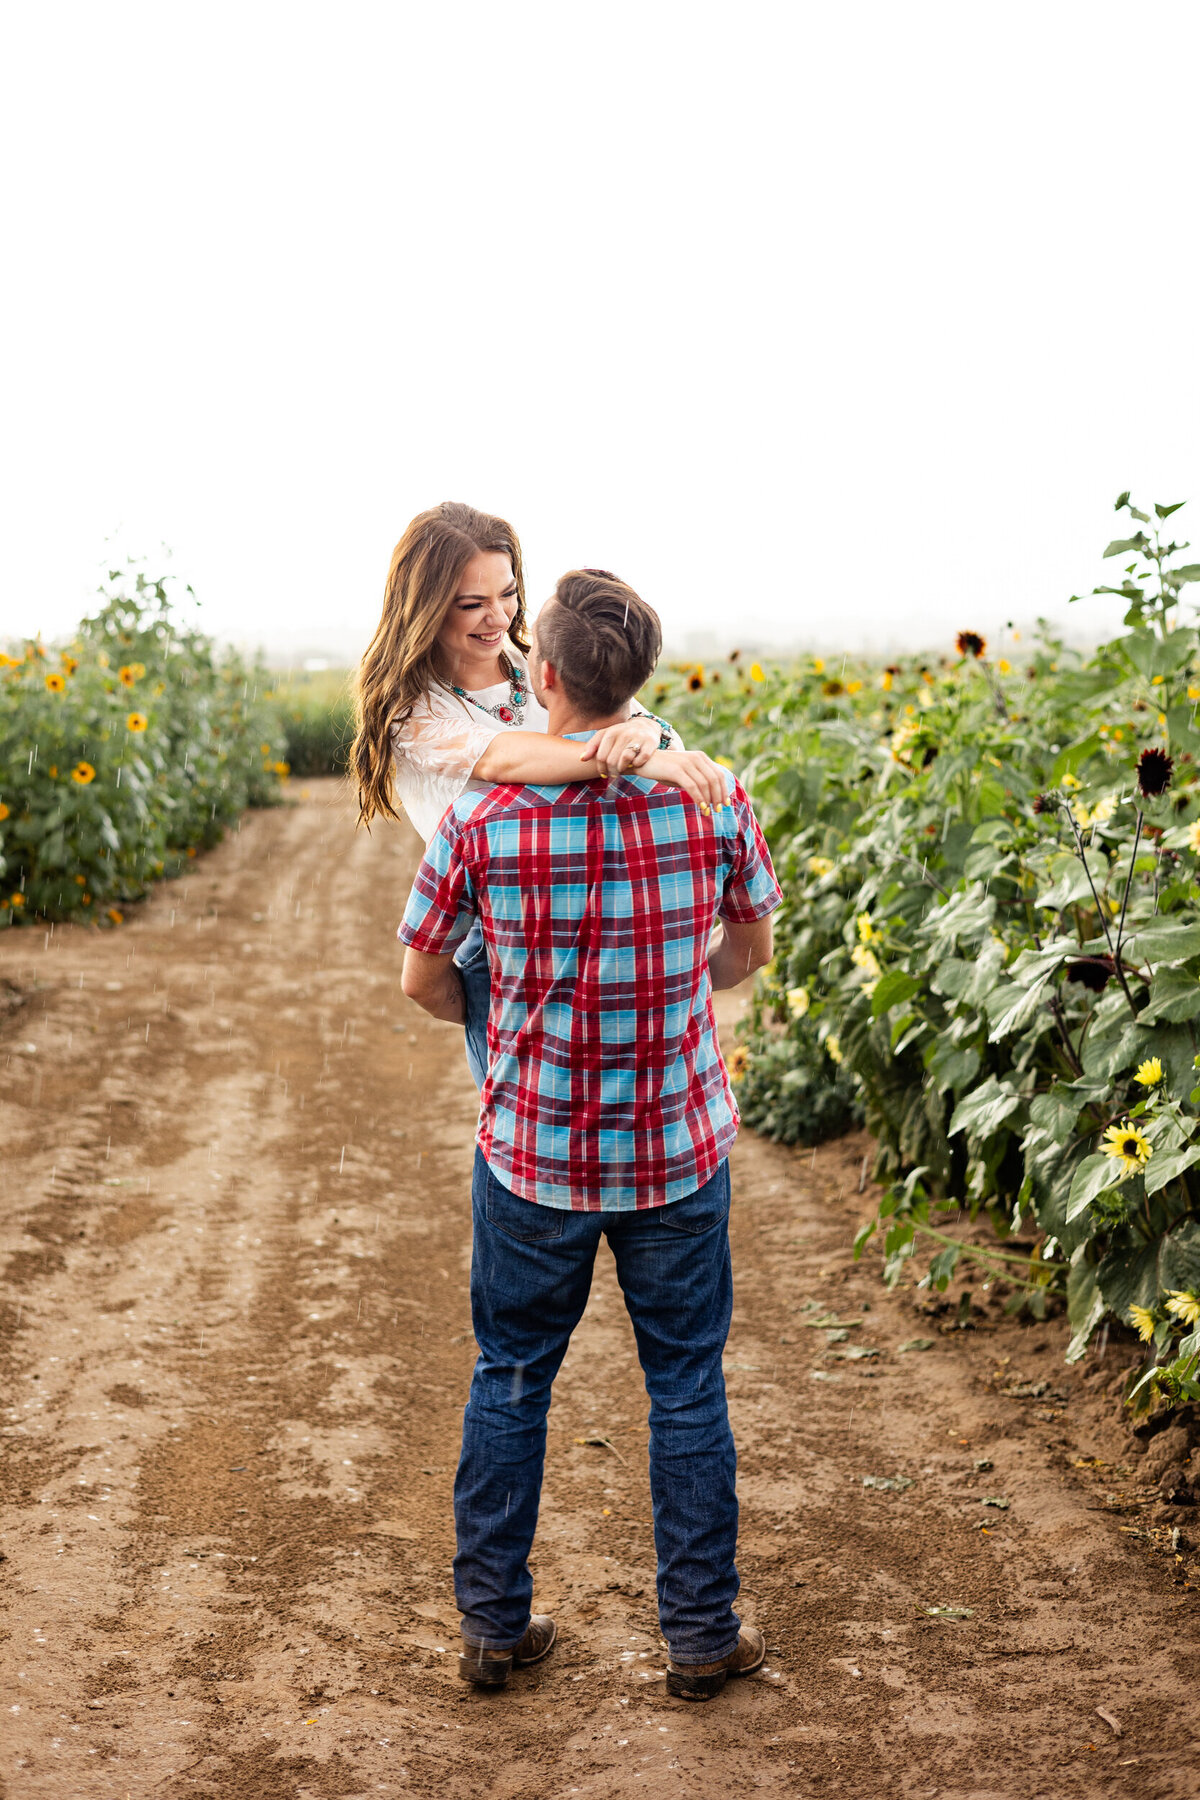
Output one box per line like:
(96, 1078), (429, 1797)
(653, 495), (1200, 1411)
(0, 566), (286, 926)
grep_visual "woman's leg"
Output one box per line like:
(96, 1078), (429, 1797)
(453, 918), (491, 1090)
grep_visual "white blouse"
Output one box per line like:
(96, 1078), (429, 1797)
(390, 667), (551, 845)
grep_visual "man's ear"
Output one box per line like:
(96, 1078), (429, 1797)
(537, 658), (558, 693)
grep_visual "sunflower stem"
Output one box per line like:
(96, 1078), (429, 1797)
(1060, 799), (1140, 1019)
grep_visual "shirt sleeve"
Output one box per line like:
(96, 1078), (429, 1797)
(397, 811), (478, 953)
(718, 777), (784, 923)
(391, 697), (505, 787)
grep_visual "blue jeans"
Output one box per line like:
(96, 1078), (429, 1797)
(454, 1150), (740, 1663)
(454, 919), (490, 1092)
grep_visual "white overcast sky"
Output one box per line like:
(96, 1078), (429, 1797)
(2, 1), (1198, 663)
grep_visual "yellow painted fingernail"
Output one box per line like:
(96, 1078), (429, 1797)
(700, 803), (711, 815)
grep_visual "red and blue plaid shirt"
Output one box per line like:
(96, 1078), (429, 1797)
(398, 759), (782, 1210)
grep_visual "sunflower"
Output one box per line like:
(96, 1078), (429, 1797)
(1165, 1290), (1200, 1328)
(806, 855), (834, 877)
(9, 892), (25, 908)
(273, 761), (290, 777)
(44, 672), (66, 693)
(812, 657), (825, 674)
(997, 658), (1012, 675)
(107, 908), (124, 925)
(856, 913), (878, 944)
(1032, 793), (1053, 815)
(956, 631), (986, 659)
(726, 1044), (749, 1080)
(1065, 955), (1113, 992)
(879, 670), (894, 692)
(61, 653), (79, 674)
(846, 678), (863, 694)
(1128, 1303), (1157, 1343)
(260, 741), (272, 754)
(786, 987), (810, 1017)
(0, 652), (18, 668)
(749, 662), (765, 683)
(687, 672), (704, 692)
(125, 712), (148, 732)
(118, 665), (137, 686)
(1101, 1121), (1153, 1177)
(0, 802), (8, 821)
(1134, 1057), (1164, 1088)
(1061, 772), (1082, 792)
(72, 762), (96, 784)
(1136, 746), (1173, 798)
(825, 1034), (844, 1064)
(822, 679), (845, 698)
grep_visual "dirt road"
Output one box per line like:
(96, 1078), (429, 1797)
(1, 779), (1197, 1800)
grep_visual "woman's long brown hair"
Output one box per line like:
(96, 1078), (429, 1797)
(351, 502), (528, 827)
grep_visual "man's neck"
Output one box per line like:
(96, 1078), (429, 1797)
(544, 699), (631, 737)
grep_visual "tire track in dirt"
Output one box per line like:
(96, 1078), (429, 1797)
(1, 778), (1198, 1799)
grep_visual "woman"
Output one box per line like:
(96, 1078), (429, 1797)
(351, 501), (726, 1087)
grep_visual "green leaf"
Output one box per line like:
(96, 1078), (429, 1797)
(1122, 920), (1200, 964)
(927, 1038), (981, 1095)
(1065, 1152), (1125, 1223)
(1050, 735), (1103, 784)
(1155, 501), (1187, 519)
(871, 969), (919, 1018)
(1065, 1261), (1104, 1362)
(984, 980), (1052, 1043)
(927, 1243), (961, 1290)
(1138, 967), (1200, 1024)
(1172, 564), (1200, 584)
(1103, 536), (1149, 559)
(948, 1077), (1022, 1140)
(1142, 1142), (1200, 1197)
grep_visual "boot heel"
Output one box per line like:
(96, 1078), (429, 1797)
(666, 1666), (729, 1701)
(458, 1647), (513, 1687)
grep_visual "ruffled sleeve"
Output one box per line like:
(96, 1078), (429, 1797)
(390, 693), (504, 786)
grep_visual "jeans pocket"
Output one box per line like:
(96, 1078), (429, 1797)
(454, 929), (487, 972)
(484, 1174), (566, 1243)
(657, 1162), (731, 1236)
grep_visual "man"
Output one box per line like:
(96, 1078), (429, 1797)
(398, 569), (782, 1701)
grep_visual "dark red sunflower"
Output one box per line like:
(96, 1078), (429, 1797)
(956, 631), (986, 659)
(1032, 793), (1053, 815)
(1066, 956), (1115, 993)
(1136, 746), (1174, 798)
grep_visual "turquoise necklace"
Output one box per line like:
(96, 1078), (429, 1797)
(451, 663), (528, 727)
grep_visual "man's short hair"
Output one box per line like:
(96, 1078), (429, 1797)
(537, 570), (663, 715)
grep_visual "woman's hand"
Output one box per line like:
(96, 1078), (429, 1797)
(640, 748), (731, 813)
(578, 715), (660, 775)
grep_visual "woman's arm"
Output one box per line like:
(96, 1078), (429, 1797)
(472, 719), (658, 784)
(474, 732), (729, 810)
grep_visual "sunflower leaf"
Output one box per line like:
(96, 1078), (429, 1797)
(1065, 1153), (1127, 1223)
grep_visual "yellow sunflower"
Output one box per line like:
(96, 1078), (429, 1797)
(1188, 820), (1200, 854)
(748, 662), (765, 684)
(807, 855), (834, 877)
(107, 908), (124, 925)
(61, 653), (79, 674)
(126, 712), (148, 732)
(1101, 1121), (1153, 1177)
(1164, 1290), (1200, 1328)
(45, 672), (66, 693)
(1134, 1057), (1163, 1087)
(1128, 1304), (1156, 1343)
(786, 987), (810, 1017)
(72, 762), (96, 784)
(118, 665), (138, 687)
(0, 802), (9, 821)
(273, 761), (290, 777)
(727, 1044), (749, 1080)
(825, 1034), (844, 1064)
(8, 892), (25, 908)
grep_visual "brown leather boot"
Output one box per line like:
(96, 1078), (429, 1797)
(458, 1614), (557, 1688)
(666, 1625), (766, 1700)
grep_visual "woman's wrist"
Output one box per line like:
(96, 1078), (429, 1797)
(633, 708), (673, 751)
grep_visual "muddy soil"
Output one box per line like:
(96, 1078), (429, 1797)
(1, 777), (1198, 1800)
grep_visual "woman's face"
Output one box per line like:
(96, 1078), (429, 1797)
(435, 552), (519, 684)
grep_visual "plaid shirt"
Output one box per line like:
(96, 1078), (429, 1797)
(398, 756), (782, 1210)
